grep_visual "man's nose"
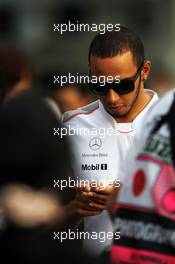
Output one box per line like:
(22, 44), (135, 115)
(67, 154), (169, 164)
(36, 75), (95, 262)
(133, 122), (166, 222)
(106, 89), (120, 104)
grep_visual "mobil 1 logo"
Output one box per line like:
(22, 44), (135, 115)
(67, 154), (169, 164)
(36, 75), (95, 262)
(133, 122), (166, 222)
(82, 163), (107, 171)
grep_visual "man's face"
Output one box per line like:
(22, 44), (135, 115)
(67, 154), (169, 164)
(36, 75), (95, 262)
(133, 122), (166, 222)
(90, 51), (144, 119)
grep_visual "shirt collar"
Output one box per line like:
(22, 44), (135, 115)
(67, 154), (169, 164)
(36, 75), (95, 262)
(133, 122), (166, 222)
(98, 89), (158, 126)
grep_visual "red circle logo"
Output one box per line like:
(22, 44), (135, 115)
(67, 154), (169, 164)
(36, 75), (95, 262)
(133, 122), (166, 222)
(162, 190), (175, 213)
(133, 169), (146, 196)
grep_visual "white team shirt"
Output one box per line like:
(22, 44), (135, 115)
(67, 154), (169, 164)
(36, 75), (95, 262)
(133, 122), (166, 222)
(62, 89), (158, 257)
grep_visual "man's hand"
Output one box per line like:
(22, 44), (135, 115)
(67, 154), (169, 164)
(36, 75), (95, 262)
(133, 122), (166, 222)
(73, 183), (104, 217)
(72, 181), (120, 217)
(62, 181), (120, 229)
(89, 182), (115, 209)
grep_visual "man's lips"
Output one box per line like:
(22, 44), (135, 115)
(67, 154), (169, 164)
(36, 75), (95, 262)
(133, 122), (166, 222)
(106, 105), (124, 114)
(108, 105), (124, 110)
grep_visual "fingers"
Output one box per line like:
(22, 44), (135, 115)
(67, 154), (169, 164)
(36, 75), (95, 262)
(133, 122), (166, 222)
(75, 199), (98, 212)
(73, 198), (102, 217)
(93, 186), (114, 194)
(88, 201), (107, 210)
(79, 190), (110, 205)
(74, 181), (120, 217)
(76, 181), (91, 192)
(88, 191), (109, 203)
(76, 208), (102, 217)
(76, 189), (111, 209)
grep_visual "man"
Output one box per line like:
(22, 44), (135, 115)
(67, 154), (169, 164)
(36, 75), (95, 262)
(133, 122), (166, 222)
(110, 89), (175, 263)
(62, 26), (158, 257)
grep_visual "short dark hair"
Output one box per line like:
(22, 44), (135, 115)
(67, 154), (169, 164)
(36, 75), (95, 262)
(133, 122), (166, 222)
(88, 26), (145, 67)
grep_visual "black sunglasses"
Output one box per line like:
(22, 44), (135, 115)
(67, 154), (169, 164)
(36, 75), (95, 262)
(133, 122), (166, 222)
(88, 62), (144, 95)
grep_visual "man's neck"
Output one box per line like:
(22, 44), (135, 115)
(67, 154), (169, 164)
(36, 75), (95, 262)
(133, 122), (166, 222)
(115, 88), (152, 123)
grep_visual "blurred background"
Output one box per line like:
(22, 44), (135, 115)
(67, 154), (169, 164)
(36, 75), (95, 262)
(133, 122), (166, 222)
(0, 0), (175, 103)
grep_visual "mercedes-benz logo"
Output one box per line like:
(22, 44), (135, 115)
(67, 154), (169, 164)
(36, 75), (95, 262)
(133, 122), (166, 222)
(89, 137), (102, 151)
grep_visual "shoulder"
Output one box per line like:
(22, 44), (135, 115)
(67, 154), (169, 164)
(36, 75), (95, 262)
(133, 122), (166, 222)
(145, 89), (159, 102)
(62, 100), (100, 124)
(140, 89), (175, 143)
(145, 89), (175, 125)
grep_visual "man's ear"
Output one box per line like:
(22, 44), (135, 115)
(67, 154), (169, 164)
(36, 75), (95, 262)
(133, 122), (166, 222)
(141, 60), (151, 81)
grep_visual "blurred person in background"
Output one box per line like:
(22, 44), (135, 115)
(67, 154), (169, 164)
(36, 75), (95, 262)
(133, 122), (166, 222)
(51, 83), (95, 113)
(148, 63), (174, 97)
(39, 70), (95, 113)
(0, 90), (94, 264)
(110, 89), (175, 263)
(0, 47), (32, 103)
